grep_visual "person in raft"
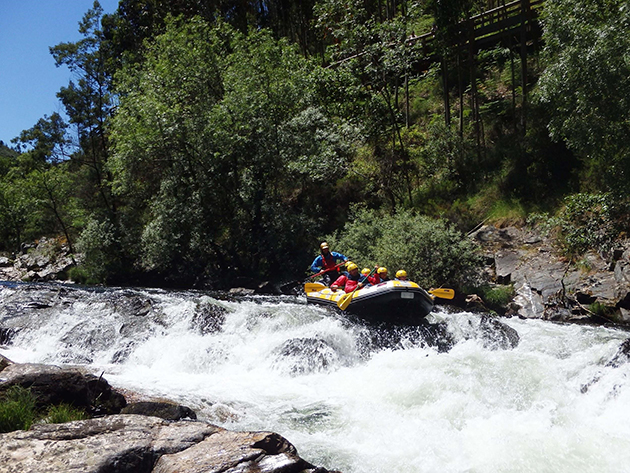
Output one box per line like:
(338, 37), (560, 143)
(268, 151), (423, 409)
(331, 262), (365, 293)
(361, 267), (380, 286)
(395, 270), (408, 281)
(374, 267), (390, 283)
(310, 242), (348, 286)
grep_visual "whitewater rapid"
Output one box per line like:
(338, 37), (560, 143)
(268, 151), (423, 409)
(2, 283), (630, 472)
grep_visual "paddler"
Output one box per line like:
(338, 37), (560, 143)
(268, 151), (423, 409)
(310, 242), (348, 286)
(331, 262), (365, 293)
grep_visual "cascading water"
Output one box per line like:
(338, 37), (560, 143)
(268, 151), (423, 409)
(2, 281), (630, 472)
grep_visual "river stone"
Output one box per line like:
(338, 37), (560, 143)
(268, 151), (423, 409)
(0, 363), (126, 414)
(121, 401), (197, 421)
(152, 430), (314, 473)
(0, 354), (13, 372)
(0, 414), (222, 473)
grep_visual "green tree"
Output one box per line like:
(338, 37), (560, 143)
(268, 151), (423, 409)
(51, 1), (116, 216)
(537, 0), (630, 193)
(109, 18), (353, 285)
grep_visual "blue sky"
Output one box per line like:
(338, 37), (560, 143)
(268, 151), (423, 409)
(0, 0), (120, 146)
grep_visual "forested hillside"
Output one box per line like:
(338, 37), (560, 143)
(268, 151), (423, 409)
(1, 0), (629, 289)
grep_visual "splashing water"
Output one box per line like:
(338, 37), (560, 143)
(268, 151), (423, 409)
(2, 283), (630, 473)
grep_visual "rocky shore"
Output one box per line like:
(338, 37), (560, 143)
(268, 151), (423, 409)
(469, 225), (630, 325)
(2, 226), (630, 325)
(0, 356), (338, 473)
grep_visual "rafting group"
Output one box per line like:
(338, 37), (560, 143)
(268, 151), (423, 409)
(305, 242), (454, 322)
(310, 242), (408, 293)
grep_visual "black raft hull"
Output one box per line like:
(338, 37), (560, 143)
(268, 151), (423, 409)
(306, 280), (434, 325)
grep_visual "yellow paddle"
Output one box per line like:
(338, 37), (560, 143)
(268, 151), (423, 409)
(304, 282), (327, 293)
(428, 288), (455, 299)
(337, 267), (377, 310)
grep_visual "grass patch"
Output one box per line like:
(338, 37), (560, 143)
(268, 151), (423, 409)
(45, 403), (88, 424)
(0, 386), (37, 433)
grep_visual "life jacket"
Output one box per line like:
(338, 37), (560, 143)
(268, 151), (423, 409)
(343, 272), (361, 293)
(321, 252), (338, 270)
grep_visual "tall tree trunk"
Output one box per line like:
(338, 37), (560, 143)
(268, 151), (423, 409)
(442, 57), (450, 126)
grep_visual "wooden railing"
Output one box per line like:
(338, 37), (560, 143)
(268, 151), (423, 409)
(407, 0), (544, 53)
(329, 0), (545, 68)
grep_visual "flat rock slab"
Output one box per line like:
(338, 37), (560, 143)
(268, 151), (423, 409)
(0, 415), (322, 473)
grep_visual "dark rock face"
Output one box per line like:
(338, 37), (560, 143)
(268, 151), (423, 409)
(471, 225), (630, 323)
(121, 402), (197, 421)
(0, 363), (126, 415)
(272, 338), (341, 375)
(190, 300), (227, 334)
(477, 315), (520, 350)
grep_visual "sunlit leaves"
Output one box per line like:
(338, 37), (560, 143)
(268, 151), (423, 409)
(537, 0), (630, 192)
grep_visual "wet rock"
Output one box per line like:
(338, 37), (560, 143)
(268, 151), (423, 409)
(0, 415), (222, 473)
(0, 363), (126, 415)
(477, 315), (520, 350)
(606, 338), (630, 368)
(0, 327), (18, 345)
(0, 415), (334, 473)
(0, 354), (13, 373)
(190, 301), (227, 334)
(273, 338), (340, 375)
(121, 401), (197, 421)
(153, 430), (315, 473)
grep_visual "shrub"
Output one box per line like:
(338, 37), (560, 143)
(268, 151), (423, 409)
(529, 193), (628, 257)
(481, 284), (515, 309)
(325, 207), (482, 289)
(0, 386), (37, 433)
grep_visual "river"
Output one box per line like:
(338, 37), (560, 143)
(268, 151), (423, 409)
(1, 282), (630, 472)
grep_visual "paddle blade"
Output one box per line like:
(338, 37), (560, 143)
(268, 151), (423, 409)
(304, 282), (327, 293)
(429, 288), (455, 299)
(337, 292), (353, 310)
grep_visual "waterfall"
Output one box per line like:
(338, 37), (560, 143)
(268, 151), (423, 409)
(2, 282), (630, 472)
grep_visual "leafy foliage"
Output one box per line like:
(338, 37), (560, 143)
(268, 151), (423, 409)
(537, 0), (630, 193)
(529, 193), (629, 257)
(109, 19), (354, 285)
(325, 206), (482, 288)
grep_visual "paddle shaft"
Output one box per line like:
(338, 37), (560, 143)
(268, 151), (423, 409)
(308, 260), (346, 280)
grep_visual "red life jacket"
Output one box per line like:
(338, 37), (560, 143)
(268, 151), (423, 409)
(343, 273), (362, 293)
(321, 252), (338, 270)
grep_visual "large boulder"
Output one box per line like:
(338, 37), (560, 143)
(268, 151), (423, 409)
(0, 363), (126, 415)
(471, 225), (630, 323)
(0, 415), (332, 473)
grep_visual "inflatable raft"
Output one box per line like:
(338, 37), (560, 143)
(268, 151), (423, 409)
(306, 280), (435, 324)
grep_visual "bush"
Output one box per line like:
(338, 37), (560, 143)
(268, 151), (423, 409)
(324, 207), (482, 289)
(529, 193), (628, 257)
(0, 386), (37, 433)
(480, 284), (515, 309)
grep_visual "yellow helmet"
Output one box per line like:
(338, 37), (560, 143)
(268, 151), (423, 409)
(346, 262), (358, 272)
(377, 267), (388, 274)
(320, 242), (329, 251)
(361, 268), (370, 275)
(396, 270), (407, 278)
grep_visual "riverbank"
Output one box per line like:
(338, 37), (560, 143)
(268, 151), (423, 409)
(470, 225), (630, 325)
(3, 225), (630, 327)
(0, 355), (339, 473)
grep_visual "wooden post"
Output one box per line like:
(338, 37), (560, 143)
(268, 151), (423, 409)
(520, 0), (530, 135)
(442, 57), (450, 126)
